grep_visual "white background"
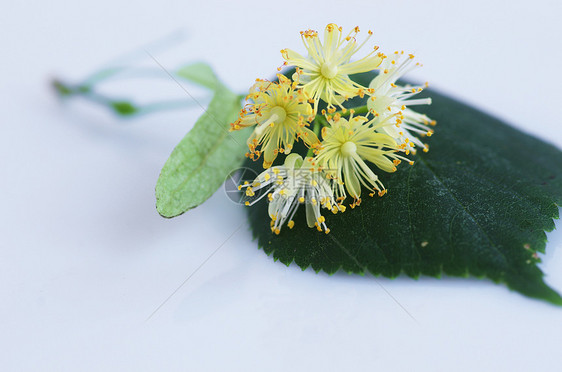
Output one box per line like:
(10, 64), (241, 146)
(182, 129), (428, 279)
(2, 0), (562, 371)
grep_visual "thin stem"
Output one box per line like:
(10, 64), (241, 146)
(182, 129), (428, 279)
(52, 79), (200, 117)
(306, 119), (322, 158)
(341, 104), (369, 117)
(313, 104), (369, 123)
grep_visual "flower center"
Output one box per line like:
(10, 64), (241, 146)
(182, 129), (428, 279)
(269, 106), (287, 124)
(321, 62), (338, 79)
(340, 141), (357, 157)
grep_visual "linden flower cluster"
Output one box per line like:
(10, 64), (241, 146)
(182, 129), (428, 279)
(231, 23), (435, 235)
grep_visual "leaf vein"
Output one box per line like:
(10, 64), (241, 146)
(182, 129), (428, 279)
(419, 158), (509, 267)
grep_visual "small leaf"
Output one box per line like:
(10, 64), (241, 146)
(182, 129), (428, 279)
(176, 62), (219, 90)
(111, 101), (138, 116)
(156, 83), (248, 217)
(245, 71), (562, 305)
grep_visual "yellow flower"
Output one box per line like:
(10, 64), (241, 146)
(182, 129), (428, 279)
(367, 51), (436, 154)
(315, 113), (410, 205)
(231, 75), (319, 168)
(281, 23), (385, 113)
(240, 154), (334, 234)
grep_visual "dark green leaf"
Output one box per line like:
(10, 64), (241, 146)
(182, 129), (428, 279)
(245, 72), (562, 305)
(155, 83), (248, 217)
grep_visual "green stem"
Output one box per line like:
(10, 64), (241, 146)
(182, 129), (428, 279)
(341, 105), (369, 117)
(313, 104), (369, 123)
(52, 79), (200, 117)
(306, 119), (322, 158)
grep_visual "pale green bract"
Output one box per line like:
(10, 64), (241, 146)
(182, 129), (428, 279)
(155, 74), (250, 217)
(176, 62), (220, 90)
